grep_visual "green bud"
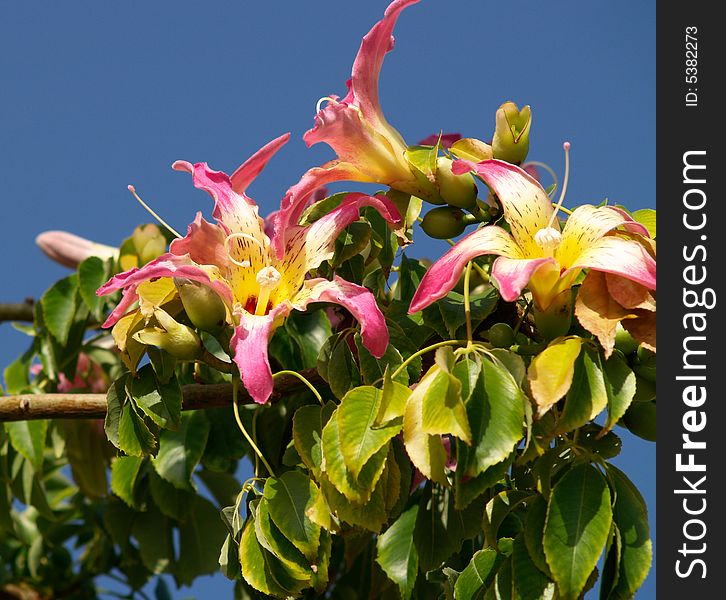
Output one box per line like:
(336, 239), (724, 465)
(632, 346), (656, 383)
(133, 308), (202, 360)
(487, 323), (515, 348)
(435, 157), (478, 209)
(533, 288), (574, 341)
(420, 206), (467, 239)
(614, 323), (639, 355)
(492, 101), (532, 165)
(132, 224), (167, 264)
(174, 278), (227, 333)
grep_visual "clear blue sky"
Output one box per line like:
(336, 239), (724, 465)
(0, 1), (655, 597)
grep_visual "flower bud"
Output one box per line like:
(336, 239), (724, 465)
(132, 224), (167, 265)
(133, 308), (202, 360)
(36, 231), (118, 269)
(492, 102), (532, 165)
(420, 206), (467, 239)
(174, 278), (228, 333)
(533, 288), (573, 341)
(435, 157), (478, 209)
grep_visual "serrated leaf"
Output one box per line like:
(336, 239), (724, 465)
(543, 464), (613, 600)
(5, 420), (47, 471)
(375, 368), (411, 425)
(437, 289), (499, 339)
(285, 310), (333, 369)
(149, 468), (192, 520)
(78, 256), (109, 319)
(421, 367), (471, 444)
(512, 534), (555, 600)
(263, 471), (322, 562)
(601, 353), (637, 435)
(293, 402), (336, 479)
(130, 364), (182, 430)
(3, 348), (33, 394)
(355, 332), (407, 386)
(132, 504), (173, 574)
(41, 274), (79, 345)
(376, 505), (419, 600)
(454, 547), (504, 600)
(61, 420), (109, 499)
(631, 209), (656, 238)
(118, 401), (157, 457)
(523, 495), (551, 577)
(105, 375), (127, 449)
(485, 490), (534, 540)
(337, 386), (403, 478)
(110, 455), (144, 508)
(152, 410), (209, 489)
(463, 357), (525, 477)
(528, 337), (583, 417)
(607, 465), (652, 598)
(556, 346), (608, 434)
(454, 453), (514, 510)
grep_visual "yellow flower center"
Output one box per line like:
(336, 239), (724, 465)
(534, 227), (562, 258)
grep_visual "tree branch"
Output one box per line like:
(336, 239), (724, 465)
(0, 300), (35, 323)
(0, 368), (326, 422)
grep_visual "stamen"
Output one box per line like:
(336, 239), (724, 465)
(546, 142), (571, 228)
(534, 227), (562, 257)
(128, 185), (182, 239)
(224, 233), (268, 268)
(315, 96), (336, 113)
(254, 266), (282, 316)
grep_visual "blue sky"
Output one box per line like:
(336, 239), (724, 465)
(1, 1), (655, 597)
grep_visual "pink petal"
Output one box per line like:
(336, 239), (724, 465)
(295, 277), (389, 358)
(409, 225), (522, 313)
(229, 133), (290, 195)
(453, 159), (555, 257)
(283, 192), (401, 278)
(97, 254), (234, 327)
(230, 304), (291, 405)
(271, 160), (365, 258)
(491, 256), (557, 302)
(169, 212), (230, 268)
(568, 235), (656, 290)
(172, 160), (267, 245)
(417, 133), (462, 149)
(36, 231), (118, 269)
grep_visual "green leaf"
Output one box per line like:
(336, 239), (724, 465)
(556, 346), (608, 434)
(130, 364), (182, 430)
(376, 505), (420, 600)
(394, 255), (430, 305)
(523, 495), (551, 576)
(78, 256), (109, 320)
(333, 221), (372, 266)
(263, 471), (322, 562)
(485, 490), (534, 540)
(3, 348), (33, 394)
(5, 420), (47, 471)
(41, 274), (79, 345)
(118, 401), (157, 457)
(105, 374), (128, 449)
(175, 495), (229, 586)
(355, 332), (407, 386)
(511, 534), (555, 600)
(299, 192), (348, 225)
(437, 289), (499, 339)
(601, 353), (637, 435)
(239, 516), (304, 598)
(631, 208), (656, 238)
(414, 483), (484, 572)
(337, 386), (403, 478)
(543, 464), (613, 600)
(528, 337), (583, 417)
(202, 407), (249, 472)
(61, 420), (109, 499)
(103, 498), (136, 550)
(421, 367), (471, 444)
(463, 357), (525, 477)
(320, 333), (360, 400)
(375, 369), (411, 425)
(293, 402), (336, 479)
(110, 455), (144, 508)
(321, 409), (389, 503)
(455, 453), (514, 510)
(152, 410), (210, 489)
(607, 465), (653, 598)
(454, 547), (506, 600)
(148, 468), (192, 519)
(285, 310), (333, 369)
(132, 504), (173, 574)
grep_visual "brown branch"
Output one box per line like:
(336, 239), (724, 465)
(0, 368), (326, 422)
(0, 300), (35, 323)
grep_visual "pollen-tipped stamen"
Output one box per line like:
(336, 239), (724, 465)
(128, 185), (182, 239)
(224, 233), (269, 268)
(254, 266), (282, 316)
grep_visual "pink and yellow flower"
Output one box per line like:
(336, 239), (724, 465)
(409, 159), (656, 321)
(98, 135), (400, 404)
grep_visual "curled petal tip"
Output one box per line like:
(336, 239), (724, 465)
(172, 160), (193, 173)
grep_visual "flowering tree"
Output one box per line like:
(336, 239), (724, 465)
(0, 1), (655, 599)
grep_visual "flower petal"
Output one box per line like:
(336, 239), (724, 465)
(230, 304), (291, 405)
(557, 205), (648, 268)
(452, 159), (555, 257)
(172, 160), (268, 252)
(294, 276), (389, 358)
(280, 192), (401, 292)
(567, 235), (656, 290)
(229, 133), (290, 195)
(409, 225), (522, 313)
(97, 254), (233, 327)
(270, 160), (366, 258)
(170, 212), (230, 268)
(491, 256), (557, 303)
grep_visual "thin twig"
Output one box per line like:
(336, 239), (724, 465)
(0, 300), (35, 323)
(0, 368), (325, 422)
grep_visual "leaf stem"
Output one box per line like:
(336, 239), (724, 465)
(390, 339), (469, 381)
(512, 298), (534, 338)
(232, 378), (276, 478)
(463, 261), (474, 346)
(272, 369), (323, 405)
